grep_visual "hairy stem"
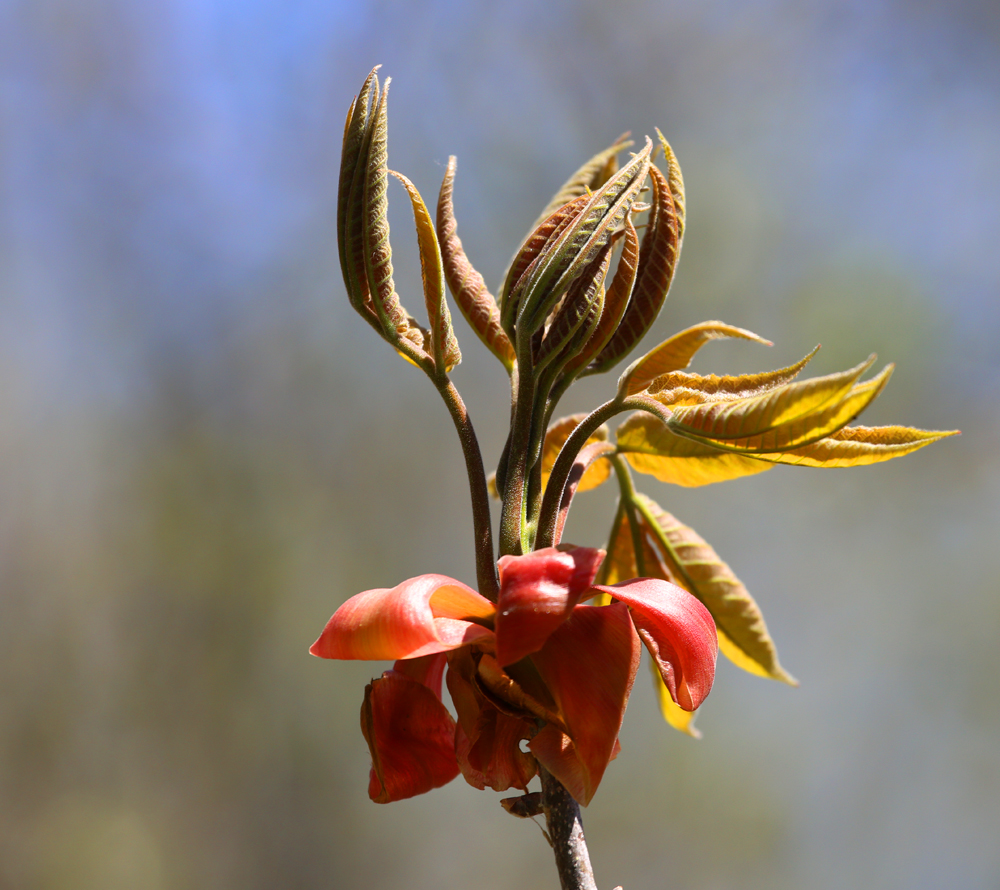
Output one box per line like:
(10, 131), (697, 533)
(436, 378), (499, 600)
(540, 768), (599, 890)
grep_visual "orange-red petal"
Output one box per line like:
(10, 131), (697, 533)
(310, 574), (495, 661)
(594, 578), (718, 711)
(494, 547), (605, 666)
(527, 602), (640, 805)
(360, 670), (460, 803)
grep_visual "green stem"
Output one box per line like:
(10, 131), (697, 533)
(499, 351), (538, 556)
(436, 378), (499, 601)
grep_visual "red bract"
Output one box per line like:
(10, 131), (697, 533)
(310, 547), (718, 806)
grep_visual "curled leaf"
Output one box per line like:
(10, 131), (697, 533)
(536, 242), (613, 372)
(587, 160), (683, 375)
(619, 321), (774, 396)
(666, 355), (877, 442)
(558, 213), (642, 385)
(513, 140), (652, 338)
(437, 157), (514, 371)
(392, 170), (461, 372)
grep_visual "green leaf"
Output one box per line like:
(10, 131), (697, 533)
(635, 495), (796, 684)
(535, 243), (613, 373)
(616, 412), (773, 487)
(586, 159), (684, 375)
(500, 195), (590, 336)
(391, 170), (461, 372)
(436, 157), (514, 372)
(618, 321), (773, 396)
(513, 139), (652, 337)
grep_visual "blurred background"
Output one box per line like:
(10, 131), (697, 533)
(1, 1), (998, 888)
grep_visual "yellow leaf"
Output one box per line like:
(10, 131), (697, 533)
(619, 321), (774, 395)
(667, 355), (876, 441)
(616, 413), (773, 487)
(642, 347), (819, 407)
(678, 363), (894, 454)
(653, 663), (701, 738)
(540, 414), (612, 495)
(636, 496), (795, 684)
(750, 425), (960, 467)
(391, 170), (461, 372)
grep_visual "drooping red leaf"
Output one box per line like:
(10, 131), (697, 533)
(494, 547), (605, 666)
(528, 602), (641, 805)
(310, 574), (495, 661)
(361, 670), (460, 803)
(594, 577), (718, 711)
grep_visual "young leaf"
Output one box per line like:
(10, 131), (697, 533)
(674, 363), (894, 454)
(557, 213), (642, 384)
(618, 321), (773, 396)
(636, 495), (795, 684)
(656, 129), (686, 240)
(436, 157), (514, 372)
(540, 415), (612, 495)
(642, 347), (820, 408)
(616, 412), (773, 487)
(527, 133), (634, 233)
(748, 424), (960, 467)
(586, 162), (683, 375)
(535, 243), (613, 373)
(500, 195), (591, 335)
(391, 170), (461, 373)
(348, 73), (431, 363)
(514, 140), (652, 337)
(666, 355), (876, 441)
(339, 69), (382, 332)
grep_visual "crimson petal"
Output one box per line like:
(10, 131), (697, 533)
(494, 547), (605, 666)
(361, 670), (460, 803)
(593, 578), (718, 711)
(528, 602), (640, 805)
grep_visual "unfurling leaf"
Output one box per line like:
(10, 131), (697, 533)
(338, 69), (432, 365)
(557, 214), (642, 386)
(535, 243), (613, 373)
(391, 171), (461, 373)
(500, 195), (591, 336)
(437, 157), (514, 371)
(670, 361), (894, 454)
(586, 158), (684, 375)
(512, 140), (652, 338)
(527, 133), (634, 233)
(540, 415), (612, 495)
(634, 495), (795, 684)
(618, 321), (773, 396)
